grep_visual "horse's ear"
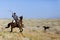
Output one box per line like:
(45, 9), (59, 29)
(21, 16), (23, 17)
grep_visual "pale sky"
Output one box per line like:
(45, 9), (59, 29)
(0, 0), (60, 18)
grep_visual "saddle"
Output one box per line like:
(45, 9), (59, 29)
(12, 20), (19, 27)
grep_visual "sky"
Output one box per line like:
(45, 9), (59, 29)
(0, 0), (60, 18)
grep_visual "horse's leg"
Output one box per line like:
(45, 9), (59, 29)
(20, 29), (23, 32)
(10, 27), (13, 32)
(22, 24), (24, 28)
(19, 27), (23, 32)
(19, 27), (21, 32)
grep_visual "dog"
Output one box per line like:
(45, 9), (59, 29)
(43, 26), (50, 31)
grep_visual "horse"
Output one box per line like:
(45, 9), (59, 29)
(5, 16), (24, 32)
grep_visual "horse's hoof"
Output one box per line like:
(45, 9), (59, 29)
(20, 31), (22, 32)
(21, 29), (23, 32)
(10, 31), (12, 33)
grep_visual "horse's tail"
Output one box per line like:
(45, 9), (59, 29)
(8, 23), (11, 27)
(5, 23), (11, 28)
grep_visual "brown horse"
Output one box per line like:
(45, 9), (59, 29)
(5, 16), (24, 32)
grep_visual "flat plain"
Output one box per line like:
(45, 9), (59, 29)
(0, 19), (60, 40)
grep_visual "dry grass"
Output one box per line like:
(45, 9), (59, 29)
(0, 19), (60, 40)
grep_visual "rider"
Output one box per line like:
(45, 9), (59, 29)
(12, 12), (18, 25)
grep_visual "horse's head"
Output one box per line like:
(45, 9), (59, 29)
(19, 16), (23, 20)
